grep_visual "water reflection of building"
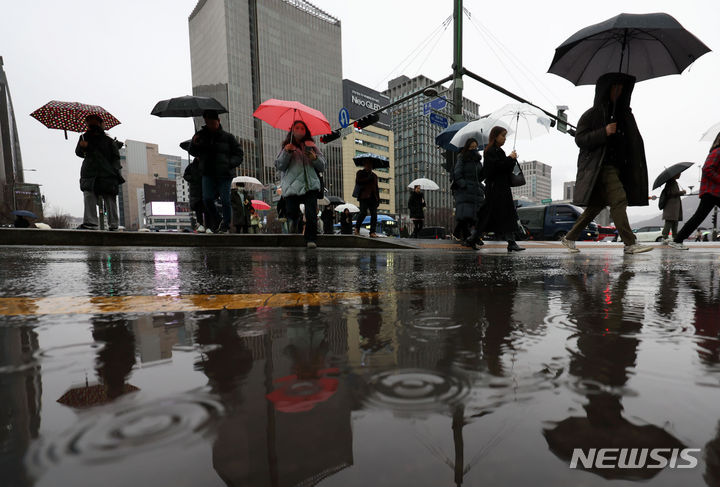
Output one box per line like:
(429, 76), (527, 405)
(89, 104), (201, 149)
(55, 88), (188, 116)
(0, 325), (41, 487)
(132, 313), (192, 364)
(193, 308), (354, 486)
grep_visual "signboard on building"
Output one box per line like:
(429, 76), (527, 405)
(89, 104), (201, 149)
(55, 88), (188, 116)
(342, 79), (390, 129)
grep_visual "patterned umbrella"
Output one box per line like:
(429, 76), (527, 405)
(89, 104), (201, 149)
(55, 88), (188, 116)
(30, 100), (121, 139)
(57, 382), (139, 409)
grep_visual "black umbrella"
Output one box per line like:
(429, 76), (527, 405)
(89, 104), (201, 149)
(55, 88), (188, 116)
(652, 161), (694, 190)
(179, 139), (191, 152)
(327, 195), (345, 205)
(353, 153), (390, 169)
(151, 96), (228, 118)
(549, 13), (711, 86)
(12, 210), (38, 219)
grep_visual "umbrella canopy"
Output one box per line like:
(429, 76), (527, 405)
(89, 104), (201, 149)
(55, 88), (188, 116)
(30, 100), (120, 138)
(266, 368), (339, 413)
(449, 117), (512, 151)
(253, 98), (331, 136)
(353, 153), (390, 169)
(57, 382), (139, 409)
(251, 200), (271, 211)
(652, 162), (694, 190)
(327, 195), (344, 205)
(151, 95), (227, 118)
(548, 12), (711, 86)
(435, 121), (469, 151)
(179, 139), (191, 152)
(485, 103), (552, 149)
(408, 178), (439, 191)
(701, 122), (720, 142)
(12, 209), (38, 219)
(360, 214), (395, 224)
(335, 203), (359, 213)
(231, 176), (263, 191)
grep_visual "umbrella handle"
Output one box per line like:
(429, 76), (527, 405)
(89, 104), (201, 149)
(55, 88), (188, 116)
(513, 113), (519, 151)
(65, 129), (68, 140)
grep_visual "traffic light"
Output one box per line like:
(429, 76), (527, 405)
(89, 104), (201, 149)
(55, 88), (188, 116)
(354, 113), (380, 129)
(556, 105), (568, 134)
(712, 208), (718, 228)
(320, 130), (341, 144)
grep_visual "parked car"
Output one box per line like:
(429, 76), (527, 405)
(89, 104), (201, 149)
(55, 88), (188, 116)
(630, 226), (665, 242)
(417, 226), (447, 239)
(517, 204), (598, 241)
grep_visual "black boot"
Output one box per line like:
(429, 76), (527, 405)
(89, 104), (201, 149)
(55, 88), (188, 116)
(507, 241), (525, 252)
(465, 229), (484, 250)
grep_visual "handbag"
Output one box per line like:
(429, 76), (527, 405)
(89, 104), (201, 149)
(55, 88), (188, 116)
(509, 161), (526, 187)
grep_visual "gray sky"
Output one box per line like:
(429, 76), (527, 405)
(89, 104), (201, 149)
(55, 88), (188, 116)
(2, 0), (718, 222)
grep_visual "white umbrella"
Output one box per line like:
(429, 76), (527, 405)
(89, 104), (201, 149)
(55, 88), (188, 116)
(485, 103), (552, 150)
(335, 203), (359, 213)
(449, 116), (512, 150)
(408, 178), (439, 191)
(231, 176), (263, 190)
(701, 122), (720, 142)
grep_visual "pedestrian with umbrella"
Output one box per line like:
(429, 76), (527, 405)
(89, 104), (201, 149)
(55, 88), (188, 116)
(655, 163), (692, 243)
(452, 137), (485, 248)
(274, 120), (326, 248)
(669, 134), (720, 250)
(339, 208), (354, 235)
(188, 110), (244, 234)
(353, 154), (386, 238)
(473, 127), (525, 252)
(75, 114), (124, 231)
(408, 184), (426, 238)
(230, 182), (251, 233)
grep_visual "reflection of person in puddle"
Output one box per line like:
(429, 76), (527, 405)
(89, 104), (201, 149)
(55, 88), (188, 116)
(358, 295), (390, 356)
(92, 316), (137, 400)
(686, 270), (720, 365)
(544, 270), (685, 480)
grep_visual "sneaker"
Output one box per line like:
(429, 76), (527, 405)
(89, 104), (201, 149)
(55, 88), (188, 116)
(307, 242), (317, 249)
(560, 237), (580, 253)
(662, 238), (670, 245)
(624, 243), (653, 254)
(196, 225), (206, 233)
(667, 241), (689, 250)
(205, 228), (214, 234)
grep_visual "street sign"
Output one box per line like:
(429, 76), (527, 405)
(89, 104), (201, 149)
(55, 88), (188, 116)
(422, 96), (447, 116)
(541, 198), (552, 204)
(429, 113), (449, 129)
(338, 107), (350, 128)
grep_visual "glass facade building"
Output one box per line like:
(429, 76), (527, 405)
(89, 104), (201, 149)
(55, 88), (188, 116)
(189, 0), (343, 197)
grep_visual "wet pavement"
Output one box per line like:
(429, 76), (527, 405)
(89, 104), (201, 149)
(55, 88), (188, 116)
(1, 245), (720, 486)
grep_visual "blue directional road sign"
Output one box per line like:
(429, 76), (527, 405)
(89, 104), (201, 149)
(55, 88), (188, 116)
(429, 113), (449, 129)
(338, 107), (350, 128)
(423, 96), (448, 115)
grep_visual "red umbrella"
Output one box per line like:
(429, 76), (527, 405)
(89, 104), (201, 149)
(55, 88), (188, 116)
(251, 200), (271, 211)
(30, 100), (121, 139)
(253, 99), (331, 136)
(266, 368), (339, 413)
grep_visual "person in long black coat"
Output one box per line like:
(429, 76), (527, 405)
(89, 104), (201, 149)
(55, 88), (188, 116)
(408, 186), (426, 238)
(453, 137), (485, 248)
(340, 208), (354, 234)
(473, 126), (525, 252)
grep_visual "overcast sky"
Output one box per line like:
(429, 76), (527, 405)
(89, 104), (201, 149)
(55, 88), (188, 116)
(1, 0), (718, 221)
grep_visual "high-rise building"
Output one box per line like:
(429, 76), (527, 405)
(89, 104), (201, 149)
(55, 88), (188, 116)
(563, 181), (575, 201)
(511, 160), (552, 202)
(341, 80), (395, 214)
(384, 75), (479, 231)
(188, 0), (343, 199)
(118, 140), (186, 230)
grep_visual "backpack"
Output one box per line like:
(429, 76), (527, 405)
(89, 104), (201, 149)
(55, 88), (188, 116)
(658, 186), (668, 210)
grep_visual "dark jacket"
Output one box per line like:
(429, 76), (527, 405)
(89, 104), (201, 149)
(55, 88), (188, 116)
(340, 212), (354, 234)
(231, 189), (251, 226)
(321, 207), (335, 233)
(408, 191), (426, 220)
(572, 72), (648, 207)
(75, 128), (123, 196)
(188, 125), (243, 179)
(661, 179), (685, 221)
(182, 159), (203, 206)
(355, 169), (379, 203)
(477, 145), (517, 235)
(453, 150), (485, 221)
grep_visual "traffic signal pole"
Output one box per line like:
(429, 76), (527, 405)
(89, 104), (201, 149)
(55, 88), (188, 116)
(452, 0), (463, 123)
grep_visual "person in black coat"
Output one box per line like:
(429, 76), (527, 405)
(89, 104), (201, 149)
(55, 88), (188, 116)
(453, 137), (485, 248)
(354, 161), (380, 237)
(340, 208), (354, 234)
(183, 158), (206, 232)
(408, 185), (426, 238)
(188, 110), (244, 233)
(474, 126), (525, 252)
(75, 114), (124, 230)
(321, 206), (335, 235)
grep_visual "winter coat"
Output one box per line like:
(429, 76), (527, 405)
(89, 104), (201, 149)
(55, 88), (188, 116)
(321, 207), (334, 232)
(453, 150), (485, 221)
(355, 169), (379, 203)
(477, 145), (517, 235)
(340, 212), (354, 234)
(75, 128), (123, 196)
(231, 189), (251, 226)
(182, 159), (203, 206)
(408, 191), (426, 220)
(700, 147), (720, 199)
(661, 179), (685, 221)
(188, 124), (243, 179)
(274, 144), (326, 197)
(572, 72), (648, 207)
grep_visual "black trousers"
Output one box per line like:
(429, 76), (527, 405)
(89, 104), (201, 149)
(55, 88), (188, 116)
(285, 192), (318, 243)
(356, 199), (378, 233)
(411, 219), (424, 237)
(675, 194), (720, 242)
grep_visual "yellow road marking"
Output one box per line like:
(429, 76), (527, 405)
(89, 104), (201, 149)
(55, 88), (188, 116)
(0, 292), (382, 316)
